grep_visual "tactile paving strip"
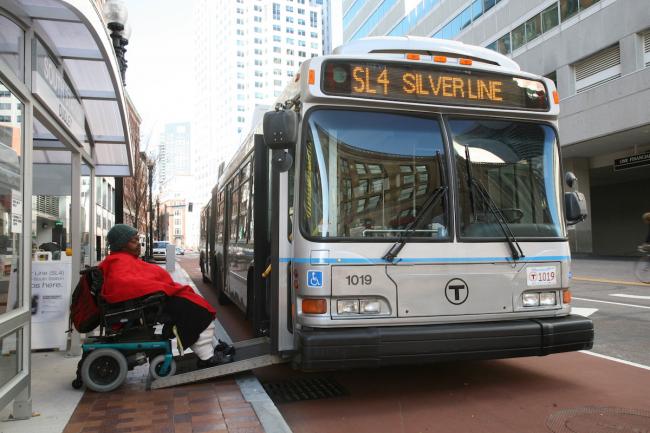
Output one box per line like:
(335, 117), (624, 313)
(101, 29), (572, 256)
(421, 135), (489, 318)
(261, 376), (348, 403)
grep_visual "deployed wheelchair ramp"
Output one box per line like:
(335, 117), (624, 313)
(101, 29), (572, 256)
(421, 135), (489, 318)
(149, 337), (286, 390)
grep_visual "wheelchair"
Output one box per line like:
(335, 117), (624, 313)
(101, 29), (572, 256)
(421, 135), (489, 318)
(72, 289), (177, 393)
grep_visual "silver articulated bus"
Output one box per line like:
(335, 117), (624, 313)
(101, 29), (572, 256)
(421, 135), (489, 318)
(200, 37), (594, 371)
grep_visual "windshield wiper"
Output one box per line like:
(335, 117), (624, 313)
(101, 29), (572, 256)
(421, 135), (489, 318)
(464, 145), (525, 261)
(383, 152), (448, 263)
(382, 185), (447, 263)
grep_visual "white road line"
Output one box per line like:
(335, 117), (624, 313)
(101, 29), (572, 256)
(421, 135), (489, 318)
(610, 293), (650, 300)
(573, 296), (650, 310)
(571, 307), (598, 317)
(580, 351), (650, 371)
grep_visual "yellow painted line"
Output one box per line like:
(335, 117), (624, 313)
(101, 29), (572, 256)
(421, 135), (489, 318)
(572, 276), (650, 287)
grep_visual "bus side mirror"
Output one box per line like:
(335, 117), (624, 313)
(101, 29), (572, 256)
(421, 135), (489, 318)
(565, 191), (587, 225)
(263, 110), (298, 150)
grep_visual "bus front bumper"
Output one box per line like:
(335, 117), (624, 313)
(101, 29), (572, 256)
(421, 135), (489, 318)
(297, 315), (593, 371)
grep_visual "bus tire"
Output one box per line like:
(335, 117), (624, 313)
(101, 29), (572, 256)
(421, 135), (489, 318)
(200, 256), (209, 283)
(214, 261), (231, 305)
(245, 267), (254, 321)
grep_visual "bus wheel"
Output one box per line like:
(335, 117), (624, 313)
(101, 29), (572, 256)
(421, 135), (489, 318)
(214, 263), (231, 305)
(200, 257), (209, 283)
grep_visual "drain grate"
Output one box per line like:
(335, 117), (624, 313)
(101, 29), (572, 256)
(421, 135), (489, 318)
(546, 406), (650, 433)
(261, 376), (348, 403)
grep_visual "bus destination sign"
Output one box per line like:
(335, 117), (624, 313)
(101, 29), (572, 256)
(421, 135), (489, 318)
(322, 60), (549, 111)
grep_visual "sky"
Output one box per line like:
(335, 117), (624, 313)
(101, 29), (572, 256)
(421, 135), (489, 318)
(123, 1), (195, 154)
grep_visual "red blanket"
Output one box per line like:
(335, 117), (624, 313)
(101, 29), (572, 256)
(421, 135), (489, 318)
(98, 252), (215, 315)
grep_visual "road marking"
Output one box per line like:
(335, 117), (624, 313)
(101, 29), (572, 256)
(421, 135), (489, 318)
(573, 296), (650, 310)
(610, 293), (650, 300)
(580, 351), (650, 371)
(571, 307), (598, 317)
(572, 276), (650, 287)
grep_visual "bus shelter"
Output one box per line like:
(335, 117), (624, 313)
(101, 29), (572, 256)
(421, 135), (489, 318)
(0, 0), (133, 415)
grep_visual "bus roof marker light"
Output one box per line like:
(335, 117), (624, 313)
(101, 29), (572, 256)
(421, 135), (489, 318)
(433, 55), (447, 63)
(459, 58), (473, 66)
(406, 53), (420, 60)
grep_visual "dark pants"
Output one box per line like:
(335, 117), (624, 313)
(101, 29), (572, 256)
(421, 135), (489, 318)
(162, 297), (213, 348)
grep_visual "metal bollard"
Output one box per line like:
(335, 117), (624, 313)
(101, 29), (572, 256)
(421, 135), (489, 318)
(166, 244), (176, 273)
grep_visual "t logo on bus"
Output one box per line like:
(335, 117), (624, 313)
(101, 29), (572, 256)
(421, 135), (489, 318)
(445, 278), (469, 305)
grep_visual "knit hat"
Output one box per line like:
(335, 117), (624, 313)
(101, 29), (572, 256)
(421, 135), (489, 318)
(107, 224), (138, 252)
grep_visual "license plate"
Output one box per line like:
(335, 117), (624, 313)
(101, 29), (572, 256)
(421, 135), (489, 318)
(526, 266), (557, 286)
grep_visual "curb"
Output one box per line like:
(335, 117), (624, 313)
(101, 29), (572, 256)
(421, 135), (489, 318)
(175, 263), (293, 433)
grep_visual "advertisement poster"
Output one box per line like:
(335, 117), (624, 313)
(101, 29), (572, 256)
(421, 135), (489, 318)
(31, 261), (70, 323)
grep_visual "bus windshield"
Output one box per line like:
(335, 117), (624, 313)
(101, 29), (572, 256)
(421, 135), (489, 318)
(301, 110), (449, 240)
(450, 118), (563, 239)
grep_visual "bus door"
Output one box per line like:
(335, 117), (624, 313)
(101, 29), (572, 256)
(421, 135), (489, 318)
(269, 147), (295, 353)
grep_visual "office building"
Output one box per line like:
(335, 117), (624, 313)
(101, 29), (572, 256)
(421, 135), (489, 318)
(192, 0), (324, 206)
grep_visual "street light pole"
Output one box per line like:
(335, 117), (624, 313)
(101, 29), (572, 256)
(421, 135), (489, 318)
(147, 162), (154, 260)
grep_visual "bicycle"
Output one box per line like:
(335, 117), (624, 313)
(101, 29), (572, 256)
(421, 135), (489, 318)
(635, 245), (650, 284)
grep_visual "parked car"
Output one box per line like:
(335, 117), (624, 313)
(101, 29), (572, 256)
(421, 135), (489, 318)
(152, 241), (170, 262)
(175, 247), (184, 255)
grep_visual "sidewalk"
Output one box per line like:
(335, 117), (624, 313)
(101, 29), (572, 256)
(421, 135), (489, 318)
(0, 258), (284, 433)
(571, 256), (643, 282)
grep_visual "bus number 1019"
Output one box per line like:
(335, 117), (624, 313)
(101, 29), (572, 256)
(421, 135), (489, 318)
(346, 275), (372, 286)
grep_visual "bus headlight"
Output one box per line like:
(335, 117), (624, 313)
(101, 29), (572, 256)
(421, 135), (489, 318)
(337, 299), (359, 314)
(523, 292), (539, 307)
(522, 291), (557, 307)
(539, 292), (557, 306)
(360, 299), (381, 314)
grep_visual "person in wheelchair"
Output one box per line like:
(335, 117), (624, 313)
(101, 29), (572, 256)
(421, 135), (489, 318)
(101, 224), (232, 368)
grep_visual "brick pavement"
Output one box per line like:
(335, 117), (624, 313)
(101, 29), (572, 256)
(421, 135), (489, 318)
(63, 365), (264, 433)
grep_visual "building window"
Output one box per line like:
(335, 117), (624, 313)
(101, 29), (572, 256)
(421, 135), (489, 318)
(273, 3), (280, 19)
(560, 0), (579, 21)
(273, 46), (281, 53)
(310, 11), (318, 27)
(286, 16), (294, 24)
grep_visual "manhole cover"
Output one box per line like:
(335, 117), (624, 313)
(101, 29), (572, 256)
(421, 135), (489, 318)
(547, 406), (650, 433)
(261, 376), (348, 403)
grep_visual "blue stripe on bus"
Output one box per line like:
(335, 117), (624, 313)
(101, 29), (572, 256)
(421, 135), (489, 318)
(279, 256), (570, 264)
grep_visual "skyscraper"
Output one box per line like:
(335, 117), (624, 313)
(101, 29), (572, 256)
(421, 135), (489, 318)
(158, 122), (191, 189)
(192, 0), (324, 206)
(342, 0), (650, 255)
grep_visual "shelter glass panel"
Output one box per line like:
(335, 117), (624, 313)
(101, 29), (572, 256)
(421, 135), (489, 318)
(0, 82), (23, 319)
(0, 15), (24, 80)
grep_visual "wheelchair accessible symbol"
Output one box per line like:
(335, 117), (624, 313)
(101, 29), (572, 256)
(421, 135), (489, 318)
(307, 270), (323, 288)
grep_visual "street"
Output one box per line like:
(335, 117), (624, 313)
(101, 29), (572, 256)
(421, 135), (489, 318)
(178, 255), (650, 433)
(571, 258), (650, 366)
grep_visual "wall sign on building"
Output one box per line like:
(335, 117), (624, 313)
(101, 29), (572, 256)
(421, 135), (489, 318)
(613, 151), (650, 171)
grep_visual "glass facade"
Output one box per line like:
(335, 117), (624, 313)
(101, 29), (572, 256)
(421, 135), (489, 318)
(487, 0), (599, 55)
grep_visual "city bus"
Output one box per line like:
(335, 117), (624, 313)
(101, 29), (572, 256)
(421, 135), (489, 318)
(200, 37), (593, 370)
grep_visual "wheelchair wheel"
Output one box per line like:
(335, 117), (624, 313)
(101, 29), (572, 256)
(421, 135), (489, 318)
(80, 348), (128, 392)
(71, 378), (83, 389)
(149, 354), (177, 380)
